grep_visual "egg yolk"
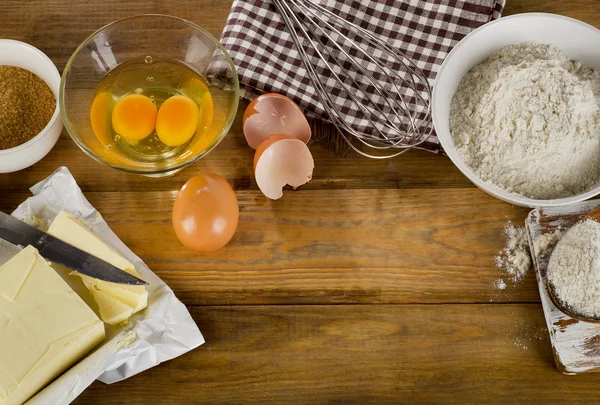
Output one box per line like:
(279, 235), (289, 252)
(111, 94), (157, 142)
(90, 91), (113, 146)
(183, 77), (214, 135)
(156, 95), (200, 146)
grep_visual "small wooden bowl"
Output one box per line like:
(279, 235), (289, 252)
(547, 207), (600, 323)
(547, 279), (600, 323)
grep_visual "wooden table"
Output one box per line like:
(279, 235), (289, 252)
(1, 1), (600, 403)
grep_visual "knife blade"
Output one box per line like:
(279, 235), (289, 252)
(0, 211), (147, 286)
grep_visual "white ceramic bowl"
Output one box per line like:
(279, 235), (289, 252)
(0, 40), (63, 173)
(432, 13), (600, 208)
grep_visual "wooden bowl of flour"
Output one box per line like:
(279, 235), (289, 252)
(432, 13), (600, 208)
(545, 207), (600, 323)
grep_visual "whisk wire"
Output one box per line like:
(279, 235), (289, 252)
(294, 0), (414, 143)
(289, 10), (402, 146)
(302, 0), (429, 130)
(311, 0), (434, 112)
(272, 0), (433, 158)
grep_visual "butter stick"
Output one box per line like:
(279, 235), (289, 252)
(47, 211), (148, 325)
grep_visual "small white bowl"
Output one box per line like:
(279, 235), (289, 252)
(432, 13), (600, 208)
(0, 40), (63, 173)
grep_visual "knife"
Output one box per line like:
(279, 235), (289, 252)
(0, 211), (147, 286)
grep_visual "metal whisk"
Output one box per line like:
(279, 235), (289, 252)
(272, 0), (433, 158)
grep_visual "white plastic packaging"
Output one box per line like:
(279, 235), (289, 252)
(0, 167), (204, 404)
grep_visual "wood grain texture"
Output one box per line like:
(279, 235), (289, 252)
(0, 188), (530, 305)
(504, 0), (600, 25)
(1, 0), (600, 403)
(73, 304), (599, 405)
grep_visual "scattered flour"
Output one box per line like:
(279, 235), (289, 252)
(494, 278), (507, 290)
(451, 42), (600, 199)
(510, 323), (547, 351)
(495, 221), (531, 284)
(547, 219), (600, 318)
(494, 221), (564, 289)
(512, 337), (529, 351)
(533, 228), (563, 253)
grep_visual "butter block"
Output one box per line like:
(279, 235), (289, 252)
(0, 246), (105, 405)
(47, 211), (148, 325)
(90, 288), (134, 326)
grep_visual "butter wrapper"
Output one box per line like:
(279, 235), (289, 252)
(2, 167), (204, 404)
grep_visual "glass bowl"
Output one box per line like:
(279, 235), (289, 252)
(60, 14), (239, 177)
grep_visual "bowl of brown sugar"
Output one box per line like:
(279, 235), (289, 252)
(0, 39), (62, 173)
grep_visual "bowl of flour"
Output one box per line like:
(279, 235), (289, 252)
(432, 13), (600, 207)
(547, 218), (600, 321)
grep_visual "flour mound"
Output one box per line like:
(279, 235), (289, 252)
(495, 221), (531, 283)
(450, 42), (600, 199)
(548, 219), (600, 318)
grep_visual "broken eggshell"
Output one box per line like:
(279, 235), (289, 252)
(254, 134), (314, 200)
(243, 93), (311, 149)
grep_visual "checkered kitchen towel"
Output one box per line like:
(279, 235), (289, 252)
(219, 0), (506, 153)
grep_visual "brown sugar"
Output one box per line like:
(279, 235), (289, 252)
(0, 66), (56, 150)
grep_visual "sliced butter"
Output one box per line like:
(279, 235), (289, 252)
(90, 288), (134, 326)
(47, 211), (148, 325)
(0, 245), (105, 405)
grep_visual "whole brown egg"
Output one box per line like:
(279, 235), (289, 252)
(172, 173), (239, 252)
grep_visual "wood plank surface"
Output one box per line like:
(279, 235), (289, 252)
(0, 189), (531, 305)
(74, 304), (599, 405)
(1, 0), (600, 403)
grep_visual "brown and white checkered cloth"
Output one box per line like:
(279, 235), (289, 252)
(219, 0), (506, 153)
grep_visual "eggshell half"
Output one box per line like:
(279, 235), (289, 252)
(254, 135), (314, 200)
(243, 93), (311, 149)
